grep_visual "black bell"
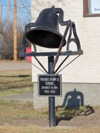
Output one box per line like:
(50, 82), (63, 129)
(26, 12), (66, 48)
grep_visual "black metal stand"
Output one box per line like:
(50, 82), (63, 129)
(19, 6), (83, 128)
(19, 52), (83, 128)
(48, 56), (55, 127)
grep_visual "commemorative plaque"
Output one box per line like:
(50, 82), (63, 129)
(38, 74), (62, 96)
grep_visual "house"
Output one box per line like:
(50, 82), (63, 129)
(30, 0), (100, 108)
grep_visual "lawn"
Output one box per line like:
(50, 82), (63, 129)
(0, 126), (100, 133)
(0, 100), (88, 121)
(0, 100), (100, 132)
(0, 70), (33, 97)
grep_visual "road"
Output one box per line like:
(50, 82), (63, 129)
(0, 93), (33, 103)
(0, 62), (32, 71)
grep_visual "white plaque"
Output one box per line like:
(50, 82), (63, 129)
(89, 0), (100, 14)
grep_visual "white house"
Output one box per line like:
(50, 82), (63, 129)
(30, 0), (100, 108)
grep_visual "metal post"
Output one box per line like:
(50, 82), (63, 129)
(48, 56), (55, 127)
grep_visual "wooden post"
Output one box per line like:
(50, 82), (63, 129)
(14, 0), (17, 61)
(8, 0), (10, 32)
(0, 4), (2, 28)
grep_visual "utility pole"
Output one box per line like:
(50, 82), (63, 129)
(14, 0), (17, 61)
(0, 4), (2, 28)
(8, 0), (10, 32)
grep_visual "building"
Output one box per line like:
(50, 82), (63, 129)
(30, 0), (100, 108)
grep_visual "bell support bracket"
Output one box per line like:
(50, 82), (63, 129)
(52, 20), (82, 72)
(67, 22), (81, 51)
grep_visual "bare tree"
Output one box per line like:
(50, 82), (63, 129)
(0, 0), (31, 60)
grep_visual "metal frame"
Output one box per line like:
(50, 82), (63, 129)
(19, 50), (83, 74)
(19, 51), (83, 57)
(19, 6), (83, 127)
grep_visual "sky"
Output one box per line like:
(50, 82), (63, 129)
(0, 0), (31, 29)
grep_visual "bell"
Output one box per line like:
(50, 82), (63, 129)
(26, 12), (66, 48)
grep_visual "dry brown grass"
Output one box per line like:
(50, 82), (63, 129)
(0, 126), (100, 133)
(0, 100), (97, 124)
(0, 100), (48, 122)
(0, 69), (31, 76)
(0, 70), (33, 97)
(0, 60), (26, 63)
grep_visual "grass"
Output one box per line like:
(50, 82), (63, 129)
(0, 100), (100, 132)
(0, 100), (48, 121)
(0, 69), (100, 132)
(0, 60), (26, 63)
(0, 69), (96, 121)
(0, 70), (33, 97)
(0, 126), (100, 133)
(55, 106), (87, 118)
(0, 69), (32, 76)
(0, 100), (90, 122)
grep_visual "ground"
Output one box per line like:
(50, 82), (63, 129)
(0, 107), (100, 129)
(0, 62), (100, 132)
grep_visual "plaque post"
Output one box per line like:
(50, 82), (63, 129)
(48, 56), (55, 127)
